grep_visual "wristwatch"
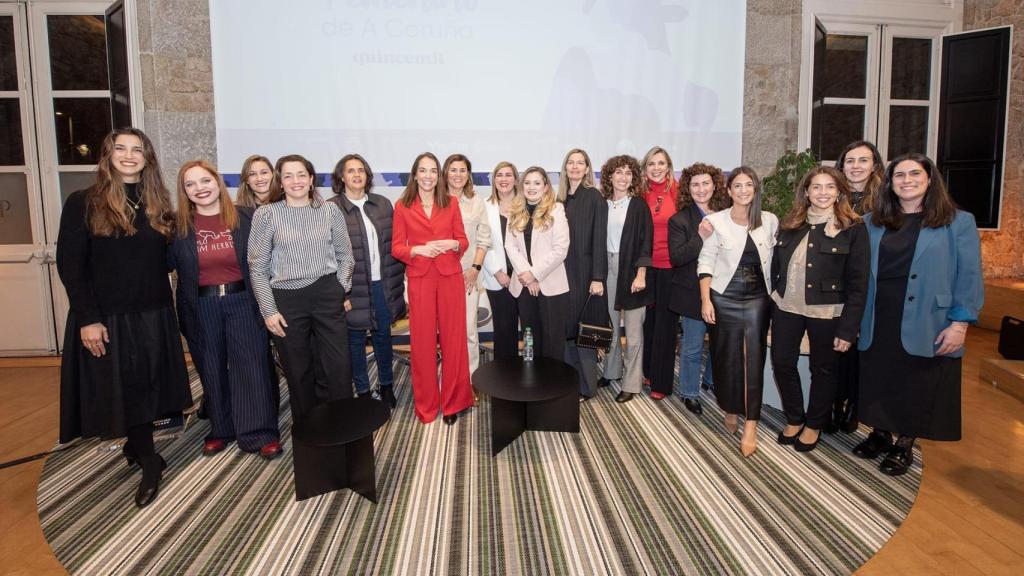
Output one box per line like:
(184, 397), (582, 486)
(472, 263), (482, 271)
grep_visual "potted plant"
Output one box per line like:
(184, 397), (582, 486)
(761, 149), (818, 218)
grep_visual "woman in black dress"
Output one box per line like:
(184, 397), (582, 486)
(558, 148), (608, 401)
(56, 128), (192, 508)
(854, 154), (983, 476)
(830, 140), (884, 433)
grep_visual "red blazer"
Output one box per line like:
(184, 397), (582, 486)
(392, 198), (469, 278)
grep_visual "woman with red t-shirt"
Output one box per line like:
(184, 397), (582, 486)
(641, 145), (681, 399)
(170, 160), (281, 460)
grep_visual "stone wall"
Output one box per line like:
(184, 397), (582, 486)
(964, 0), (1024, 279)
(135, 0), (216, 189)
(742, 0), (803, 175)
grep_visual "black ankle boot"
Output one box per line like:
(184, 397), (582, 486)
(839, 400), (859, 433)
(135, 454), (167, 508)
(824, 401), (841, 434)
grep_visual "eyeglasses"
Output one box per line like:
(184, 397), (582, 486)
(655, 195), (664, 214)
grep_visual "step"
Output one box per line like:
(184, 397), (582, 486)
(979, 357), (1024, 404)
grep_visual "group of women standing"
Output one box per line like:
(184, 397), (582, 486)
(55, 128), (983, 510)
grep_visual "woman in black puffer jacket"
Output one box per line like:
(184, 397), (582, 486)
(328, 154), (406, 407)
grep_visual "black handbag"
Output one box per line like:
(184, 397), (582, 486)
(999, 316), (1024, 360)
(576, 294), (614, 352)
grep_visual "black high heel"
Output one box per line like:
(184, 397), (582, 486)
(777, 426), (802, 446)
(135, 455), (167, 508)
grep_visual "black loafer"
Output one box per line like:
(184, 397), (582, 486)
(135, 455), (167, 508)
(683, 397), (703, 415)
(852, 430), (893, 459)
(597, 378), (613, 388)
(614, 391), (636, 403)
(442, 413), (458, 425)
(879, 445), (913, 476)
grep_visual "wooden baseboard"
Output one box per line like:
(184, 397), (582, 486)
(0, 353), (194, 369)
(979, 357), (1024, 403)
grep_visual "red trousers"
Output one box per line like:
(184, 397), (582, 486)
(407, 268), (473, 423)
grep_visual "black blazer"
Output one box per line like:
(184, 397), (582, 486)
(610, 197), (654, 311)
(328, 193), (407, 331)
(563, 185), (610, 333)
(771, 220), (870, 342)
(667, 204), (707, 319)
(169, 206), (259, 345)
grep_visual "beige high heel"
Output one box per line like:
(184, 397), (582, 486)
(740, 421), (758, 457)
(724, 413), (739, 434)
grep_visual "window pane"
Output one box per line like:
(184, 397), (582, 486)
(891, 37), (932, 100)
(0, 99), (25, 166)
(811, 104), (865, 161)
(888, 105), (928, 157)
(821, 35), (868, 99)
(53, 97), (112, 165)
(813, 23), (826, 101)
(47, 15), (108, 91)
(59, 171), (97, 205)
(0, 172), (33, 245)
(0, 17), (17, 91)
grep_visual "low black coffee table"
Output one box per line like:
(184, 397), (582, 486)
(290, 394), (390, 502)
(472, 357), (580, 456)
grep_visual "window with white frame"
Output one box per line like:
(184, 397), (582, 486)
(798, 0), (961, 164)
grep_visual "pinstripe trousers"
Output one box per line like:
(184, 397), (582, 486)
(190, 290), (280, 451)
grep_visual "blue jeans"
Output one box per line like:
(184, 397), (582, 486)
(678, 315), (713, 399)
(349, 281), (394, 394)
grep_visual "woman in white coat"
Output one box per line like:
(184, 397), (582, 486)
(481, 161), (522, 360)
(698, 166), (779, 457)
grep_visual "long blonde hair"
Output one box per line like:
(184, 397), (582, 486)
(488, 161), (520, 204)
(175, 160), (238, 239)
(641, 145), (677, 192)
(509, 167), (556, 233)
(557, 148), (596, 201)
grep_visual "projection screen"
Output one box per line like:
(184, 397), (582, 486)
(209, 0), (747, 183)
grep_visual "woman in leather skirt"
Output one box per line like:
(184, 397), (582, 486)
(697, 167), (779, 456)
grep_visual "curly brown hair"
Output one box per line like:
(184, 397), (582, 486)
(599, 155), (647, 199)
(678, 162), (729, 212)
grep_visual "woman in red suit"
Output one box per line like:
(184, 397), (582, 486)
(392, 152), (473, 424)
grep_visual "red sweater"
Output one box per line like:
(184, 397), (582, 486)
(645, 179), (679, 269)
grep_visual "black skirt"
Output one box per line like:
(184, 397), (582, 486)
(708, 264), (770, 420)
(59, 307), (192, 443)
(859, 276), (962, 440)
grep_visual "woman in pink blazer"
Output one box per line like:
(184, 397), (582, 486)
(505, 166), (570, 362)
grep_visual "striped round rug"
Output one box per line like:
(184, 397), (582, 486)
(38, 359), (921, 575)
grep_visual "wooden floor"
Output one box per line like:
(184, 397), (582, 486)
(1, 331), (1021, 575)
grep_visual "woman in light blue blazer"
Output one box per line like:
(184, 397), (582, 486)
(853, 153), (983, 477)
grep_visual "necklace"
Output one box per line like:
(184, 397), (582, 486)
(125, 194), (143, 211)
(610, 196), (629, 209)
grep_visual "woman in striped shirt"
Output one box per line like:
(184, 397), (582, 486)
(248, 154), (355, 420)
